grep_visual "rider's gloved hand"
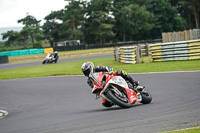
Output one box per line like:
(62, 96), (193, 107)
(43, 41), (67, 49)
(106, 66), (113, 75)
(133, 80), (139, 86)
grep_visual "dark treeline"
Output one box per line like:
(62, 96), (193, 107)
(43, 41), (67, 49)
(1, 0), (200, 48)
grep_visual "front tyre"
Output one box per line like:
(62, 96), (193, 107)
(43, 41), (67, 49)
(140, 89), (152, 104)
(106, 89), (131, 108)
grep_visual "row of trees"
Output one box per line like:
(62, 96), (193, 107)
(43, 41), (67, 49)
(2, 0), (200, 48)
(2, 15), (44, 48)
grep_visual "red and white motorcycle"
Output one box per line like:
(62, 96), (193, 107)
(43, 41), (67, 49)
(89, 72), (152, 108)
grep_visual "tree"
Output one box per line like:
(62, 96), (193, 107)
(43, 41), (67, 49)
(115, 4), (153, 41)
(43, 10), (64, 46)
(1, 31), (19, 47)
(181, 0), (200, 29)
(112, 0), (131, 41)
(84, 0), (115, 44)
(61, 1), (86, 41)
(17, 27), (29, 48)
(144, 0), (186, 39)
(18, 13), (41, 27)
(18, 14), (43, 47)
(1, 29), (29, 48)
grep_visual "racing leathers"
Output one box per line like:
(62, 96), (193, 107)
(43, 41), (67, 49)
(86, 66), (139, 107)
(53, 53), (59, 63)
(87, 66), (139, 89)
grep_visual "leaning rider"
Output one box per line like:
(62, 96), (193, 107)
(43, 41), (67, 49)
(53, 51), (59, 63)
(81, 62), (139, 90)
(81, 62), (139, 107)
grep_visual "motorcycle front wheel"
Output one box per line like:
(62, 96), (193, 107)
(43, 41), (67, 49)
(106, 89), (131, 108)
(140, 89), (152, 104)
(42, 60), (46, 64)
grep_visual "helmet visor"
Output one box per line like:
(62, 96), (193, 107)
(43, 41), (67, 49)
(83, 68), (90, 77)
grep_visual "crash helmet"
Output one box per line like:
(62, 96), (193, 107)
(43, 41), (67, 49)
(81, 62), (94, 76)
(54, 51), (58, 54)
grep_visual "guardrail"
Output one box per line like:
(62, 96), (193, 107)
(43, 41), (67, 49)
(114, 46), (140, 64)
(150, 39), (200, 62)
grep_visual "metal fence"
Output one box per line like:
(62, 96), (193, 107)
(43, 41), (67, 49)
(53, 39), (162, 52)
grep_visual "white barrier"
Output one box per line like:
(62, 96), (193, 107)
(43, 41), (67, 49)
(150, 40), (200, 62)
(114, 46), (140, 64)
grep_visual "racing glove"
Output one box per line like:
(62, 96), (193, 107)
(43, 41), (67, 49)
(106, 66), (114, 75)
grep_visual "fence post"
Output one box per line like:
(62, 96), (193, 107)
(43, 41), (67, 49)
(136, 46), (140, 64)
(146, 44), (150, 56)
(114, 47), (120, 62)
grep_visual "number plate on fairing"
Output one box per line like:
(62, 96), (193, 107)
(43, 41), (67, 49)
(111, 76), (128, 88)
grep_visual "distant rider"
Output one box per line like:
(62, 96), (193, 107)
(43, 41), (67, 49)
(53, 51), (59, 63)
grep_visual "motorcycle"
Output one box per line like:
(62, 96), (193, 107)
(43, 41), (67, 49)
(42, 53), (58, 64)
(89, 72), (152, 108)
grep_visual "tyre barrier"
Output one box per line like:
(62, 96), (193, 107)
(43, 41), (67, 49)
(0, 55), (8, 64)
(150, 40), (200, 62)
(114, 46), (140, 64)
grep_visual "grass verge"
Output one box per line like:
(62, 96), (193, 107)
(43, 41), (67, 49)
(0, 57), (200, 80)
(8, 47), (113, 64)
(163, 127), (200, 133)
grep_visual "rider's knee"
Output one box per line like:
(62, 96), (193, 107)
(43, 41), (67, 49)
(102, 100), (114, 107)
(114, 70), (127, 77)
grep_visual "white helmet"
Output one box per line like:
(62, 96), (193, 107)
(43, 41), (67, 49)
(81, 62), (94, 76)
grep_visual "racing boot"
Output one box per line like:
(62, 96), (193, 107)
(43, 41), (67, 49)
(127, 80), (139, 93)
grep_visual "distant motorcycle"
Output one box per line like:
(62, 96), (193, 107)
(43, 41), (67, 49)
(42, 53), (58, 64)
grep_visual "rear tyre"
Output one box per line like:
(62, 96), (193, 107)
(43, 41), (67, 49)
(106, 89), (131, 108)
(140, 89), (152, 104)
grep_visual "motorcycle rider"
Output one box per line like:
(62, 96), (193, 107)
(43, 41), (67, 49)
(81, 62), (140, 107)
(53, 51), (59, 63)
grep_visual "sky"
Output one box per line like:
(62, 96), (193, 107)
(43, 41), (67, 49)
(0, 0), (69, 28)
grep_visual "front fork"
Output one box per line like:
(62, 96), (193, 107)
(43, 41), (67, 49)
(99, 84), (127, 103)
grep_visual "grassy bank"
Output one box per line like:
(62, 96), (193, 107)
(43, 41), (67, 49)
(8, 47), (113, 64)
(163, 127), (200, 133)
(1, 57), (200, 80)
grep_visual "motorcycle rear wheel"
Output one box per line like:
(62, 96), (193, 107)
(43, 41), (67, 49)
(106, 89), (131, 108)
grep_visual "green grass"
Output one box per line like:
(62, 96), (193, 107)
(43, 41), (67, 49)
(8, 47), (113, 64)
(1, 57), (200, 80)
(163, 127), (200, 133)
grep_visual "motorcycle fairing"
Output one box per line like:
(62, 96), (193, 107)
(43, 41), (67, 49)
(102, 76), (137, 104)
(90, 72), (137, 104)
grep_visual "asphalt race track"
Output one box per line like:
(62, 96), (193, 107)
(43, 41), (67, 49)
(0, 71), (200, 133)
(0, 54), (113, 71)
